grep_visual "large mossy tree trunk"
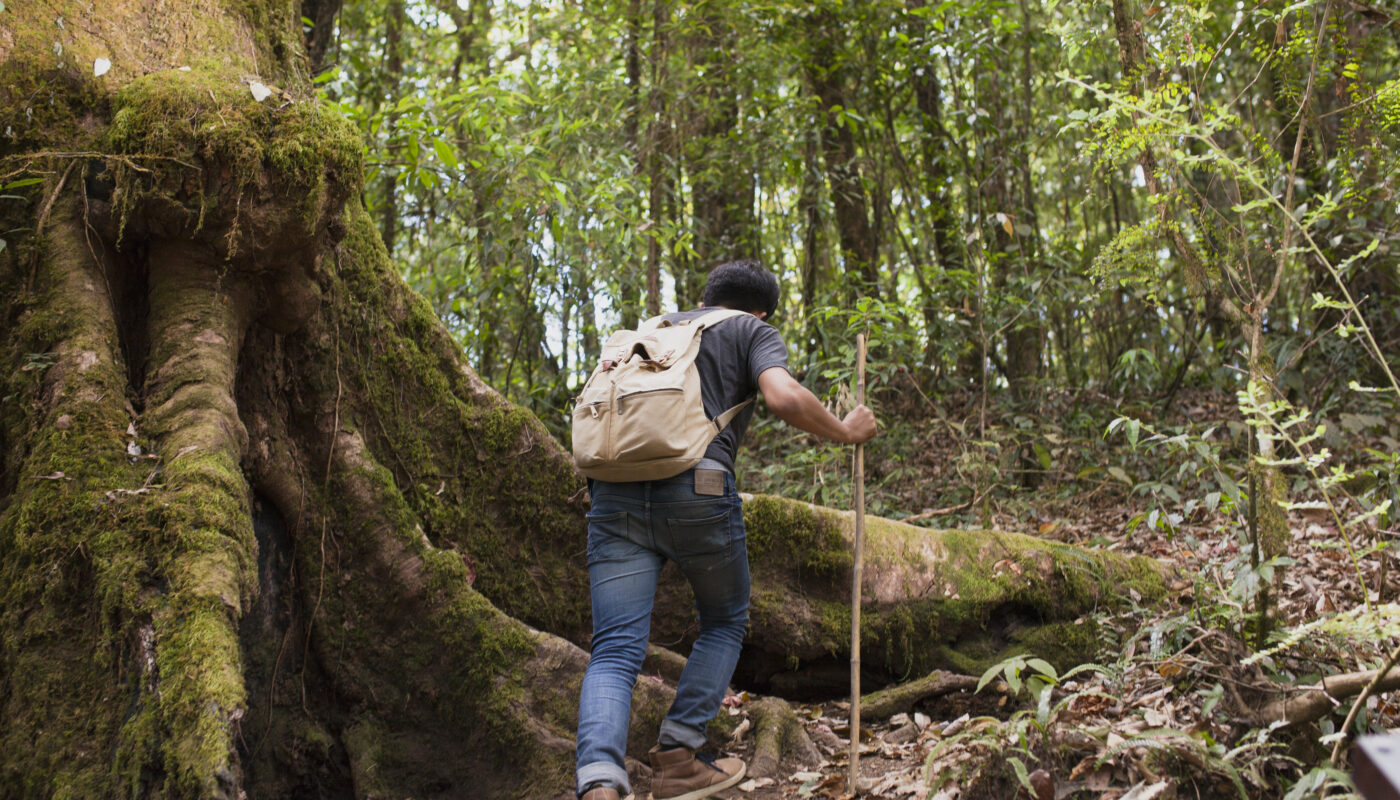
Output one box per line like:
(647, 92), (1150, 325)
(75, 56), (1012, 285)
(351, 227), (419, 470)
(0, 4), (1165, 798)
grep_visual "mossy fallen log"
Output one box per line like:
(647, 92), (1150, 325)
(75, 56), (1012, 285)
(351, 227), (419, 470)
(649, 494), (1170, 692)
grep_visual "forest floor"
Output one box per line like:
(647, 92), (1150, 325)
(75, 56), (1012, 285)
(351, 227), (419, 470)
(697, 387), (1400, 800)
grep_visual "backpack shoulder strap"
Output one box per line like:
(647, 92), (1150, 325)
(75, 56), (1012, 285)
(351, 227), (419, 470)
(712, 396), (753, 433)
(694, 308), (751, 328)
(699, 308), (760, 432)
(638, 313), (674, 332)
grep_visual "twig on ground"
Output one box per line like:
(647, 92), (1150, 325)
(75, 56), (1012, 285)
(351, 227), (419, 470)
(1251, 661), (1400, 729)
(1330, 640), (1400, 764)
(904, 490), (987, 522)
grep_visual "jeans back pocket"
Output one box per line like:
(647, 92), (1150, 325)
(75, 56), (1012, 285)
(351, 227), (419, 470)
(666, 505), (737, 573)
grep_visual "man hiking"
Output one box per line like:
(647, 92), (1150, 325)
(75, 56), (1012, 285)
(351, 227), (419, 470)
(574, 260), (878, 800)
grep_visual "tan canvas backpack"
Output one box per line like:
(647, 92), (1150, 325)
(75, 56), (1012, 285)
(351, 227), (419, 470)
(572, 308), (752, 481)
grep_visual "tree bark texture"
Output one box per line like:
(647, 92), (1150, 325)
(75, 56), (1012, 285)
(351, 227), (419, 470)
(620, 0), (645, 331)
(0, 3), (1166, 797)
(684, 0), (758, 283)
(804, 8), (880, 299)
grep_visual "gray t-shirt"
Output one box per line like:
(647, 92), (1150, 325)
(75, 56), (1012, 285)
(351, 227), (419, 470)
(662, 308), (790, 472)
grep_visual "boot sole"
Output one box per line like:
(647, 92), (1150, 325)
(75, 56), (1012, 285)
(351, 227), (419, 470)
(652, 762), (746, 800)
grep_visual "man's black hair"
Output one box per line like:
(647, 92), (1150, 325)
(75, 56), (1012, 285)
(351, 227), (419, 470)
(701, 259), (780, 318)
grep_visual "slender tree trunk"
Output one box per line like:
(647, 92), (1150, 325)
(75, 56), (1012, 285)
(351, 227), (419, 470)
(685, 0), (758, 284)
(1109, 0), (1289, 559)
(804, 9), (880, 299)
(621, 0), (645, 329)
(300, 0), (343, 74)
(378, 0), (407, 256)
(908, 0), (963, 368)
(644, 0), (670, 317)
(798, 135), (828, 368)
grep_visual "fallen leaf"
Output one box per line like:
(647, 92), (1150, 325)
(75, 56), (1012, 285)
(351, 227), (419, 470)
(105, 487), (151, 499)
(729, 718), (751, 742)
(1118, 780), (1171, 800)
(94, 57), (111, 76)
(1142, 708), (1170, 727)
(249, 81), (272, 102)
(873, 771), (925, 798)
(941, 713), (970, 736)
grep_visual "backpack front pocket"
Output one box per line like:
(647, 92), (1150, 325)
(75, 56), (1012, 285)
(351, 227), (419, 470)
(611, 387), (691, 462)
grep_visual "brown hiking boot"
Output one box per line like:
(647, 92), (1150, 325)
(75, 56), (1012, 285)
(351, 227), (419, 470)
(580, 786), (621, 800)
(648, 745), (746, 800)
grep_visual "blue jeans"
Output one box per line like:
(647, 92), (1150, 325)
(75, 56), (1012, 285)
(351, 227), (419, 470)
(575, 469), (750, 795)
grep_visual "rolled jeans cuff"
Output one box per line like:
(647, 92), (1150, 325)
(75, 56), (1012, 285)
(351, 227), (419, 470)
(658, 719), (707, 750)
(577, 760), (631, 796)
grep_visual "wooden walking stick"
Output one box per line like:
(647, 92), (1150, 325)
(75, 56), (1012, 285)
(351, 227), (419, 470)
(849, 333), (867, 795)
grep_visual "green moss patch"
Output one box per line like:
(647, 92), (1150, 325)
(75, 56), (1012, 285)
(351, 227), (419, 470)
(737, 494), (1169, 679)
(105, 67), (362, 253)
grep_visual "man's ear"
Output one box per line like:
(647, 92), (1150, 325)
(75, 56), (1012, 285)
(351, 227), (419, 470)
(753, 311), (768, 321)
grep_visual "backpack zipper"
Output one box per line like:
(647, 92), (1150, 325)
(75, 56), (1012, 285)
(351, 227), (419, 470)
(616, 386), (683, 414)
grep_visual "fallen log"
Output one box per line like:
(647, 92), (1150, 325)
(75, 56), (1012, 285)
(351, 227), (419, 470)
(648, 494), (1172, 692)
(860, 669), (980, 721)
(1249, 666), (1400, 728)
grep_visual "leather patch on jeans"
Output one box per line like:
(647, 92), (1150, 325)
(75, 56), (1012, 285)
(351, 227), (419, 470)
(694, 469), (725, 496)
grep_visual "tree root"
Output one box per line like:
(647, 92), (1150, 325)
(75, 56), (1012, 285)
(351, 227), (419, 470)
(746, 696), (822, 779)
(643, 643), (691, 684)
(126, 236), (264, 796)
(0, 201), (147, 794)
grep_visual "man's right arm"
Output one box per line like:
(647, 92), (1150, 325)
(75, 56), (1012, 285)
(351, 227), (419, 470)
(756, 367), (877, 445)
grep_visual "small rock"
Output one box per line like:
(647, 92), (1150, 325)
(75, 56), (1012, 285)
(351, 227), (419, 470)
(55, 414), (72, 430)
(1028, 768), (1054, 800)
(808, 726), (844, 753)
(884, 721), (919, 745)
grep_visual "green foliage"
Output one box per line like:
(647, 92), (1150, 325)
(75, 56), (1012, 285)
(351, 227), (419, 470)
(1089, 222), (1168, 303)
(324, 0), (1399, 435)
